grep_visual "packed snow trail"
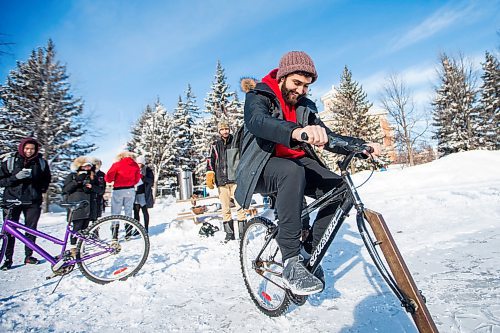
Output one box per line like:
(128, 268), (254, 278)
(0, 150), (499, 332)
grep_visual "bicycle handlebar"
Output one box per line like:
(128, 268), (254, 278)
(300, 132), (373, 154)
(0, 199), (26, 210)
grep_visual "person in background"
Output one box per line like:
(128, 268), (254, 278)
(62, 157), (104, 257)
(0, 137), (51, 270)
(206, 120), (247, 243)
(133, 155), (154, 233)
(90, 157), (106, 220)
(104, 151), (141, 240)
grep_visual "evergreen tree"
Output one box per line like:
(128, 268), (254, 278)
(192, 120), (209, 185)
(204, 61), (235, 141)
(171, 95), (195, 170)
(327, 66), (386, 172)
(128, 98), (177, 197)
(0, 39), (95, 211)
(432, 54), (478, 156)
(478, 51), (499, 150)
(184, 84), (206, 184)
(137, 99), (176, 197)
(128, 104), (153, 153)
(185, 84), (201, 120)
(226, 91), (244, 129)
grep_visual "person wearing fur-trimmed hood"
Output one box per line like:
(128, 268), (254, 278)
(234, 51), (381, 295)
(62, 156), (105, 256)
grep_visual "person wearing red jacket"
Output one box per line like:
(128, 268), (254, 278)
(105, 151), (141, 216)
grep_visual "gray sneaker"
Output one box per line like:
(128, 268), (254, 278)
(282, 255), (324, 295)
(300, 247), (325, 286)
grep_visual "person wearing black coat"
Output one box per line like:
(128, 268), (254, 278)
(0, 137), (51, 270)
(133, 156), (154, 233)
(234, 51), (381, 295)
(62, 157), (105, 255)
(206, 121), (247, 242)
(90, 157), (106, 219)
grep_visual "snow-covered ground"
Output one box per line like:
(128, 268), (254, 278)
(1, 150), (499, 333)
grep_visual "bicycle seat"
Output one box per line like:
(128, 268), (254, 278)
(60, 200), (89, 210)
(0, 199), (25, 209)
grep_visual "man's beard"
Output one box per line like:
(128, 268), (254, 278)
(281, 84), (304, 106)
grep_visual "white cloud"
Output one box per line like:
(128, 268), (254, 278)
(360, 62), (438, 94)
(388, 1), (483, 52)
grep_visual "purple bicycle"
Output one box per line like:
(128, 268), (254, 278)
(0, 199), (150, 285)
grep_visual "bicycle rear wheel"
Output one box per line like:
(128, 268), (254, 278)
(240, 216), (290, 317)
(76, 215), (150, 284)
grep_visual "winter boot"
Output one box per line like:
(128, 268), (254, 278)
(222, 220), (235, 243)
(282, 255), (323, 295)
(1, 259), (13, 271)
(238, 220), (246, 239)
(24, 256), (39, 265)
(111, 224), (119, 241)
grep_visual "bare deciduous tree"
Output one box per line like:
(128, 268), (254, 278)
(380, 74), (428, 166)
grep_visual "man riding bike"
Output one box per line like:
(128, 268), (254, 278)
(235, 51), (381, 295)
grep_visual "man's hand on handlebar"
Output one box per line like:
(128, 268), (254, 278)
(292, 125), (328, 148)
(364, 142), (381, 157)
(293, 126), (382, 157)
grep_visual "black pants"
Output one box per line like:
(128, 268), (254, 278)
(71, 219), (90, 246)
(2, 204), (42, 260)
(254, 156), (343, 261)
(133, 204), (149, 231)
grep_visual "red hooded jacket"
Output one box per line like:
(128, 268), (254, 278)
(105, 157), (141, 189)
(261, 69), (306, 159)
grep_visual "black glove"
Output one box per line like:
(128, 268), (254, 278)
(75, 172), (88, 183)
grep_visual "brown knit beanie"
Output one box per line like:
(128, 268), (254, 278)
(276, 51), (318, 83)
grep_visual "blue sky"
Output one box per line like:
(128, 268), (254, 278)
(1, 0), (498, 169)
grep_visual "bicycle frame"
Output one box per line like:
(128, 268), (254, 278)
(0, 217), (114, 268)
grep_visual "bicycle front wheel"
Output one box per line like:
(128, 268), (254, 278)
(76, 215), (150, 284)
(240, 216), (290, 317)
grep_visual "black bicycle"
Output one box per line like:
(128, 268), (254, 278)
(240, 135), (438, 333)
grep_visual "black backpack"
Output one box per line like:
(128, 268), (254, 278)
(4, 154), (47, 174)
(198, 222), (219, 237)
(226, 125), (243, 182)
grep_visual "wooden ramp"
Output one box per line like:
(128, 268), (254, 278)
(175, 205), (263, 224)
